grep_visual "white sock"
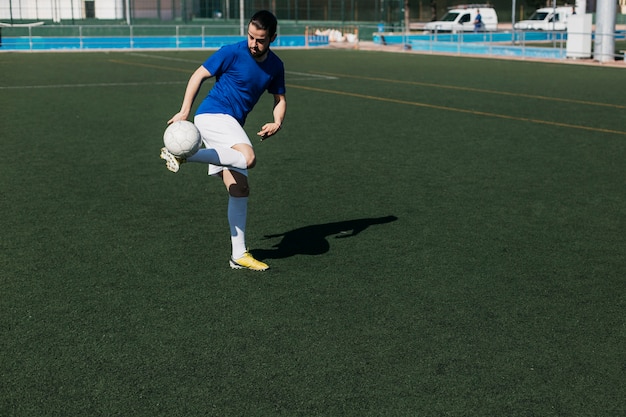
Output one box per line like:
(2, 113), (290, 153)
(187, 147), (247, 170)
(228, 196), (248, 260)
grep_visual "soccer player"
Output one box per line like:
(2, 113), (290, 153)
(160, 10), (286, 271)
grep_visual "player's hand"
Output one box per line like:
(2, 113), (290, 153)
(257, 122), (282, 141)
(167, 112), (188, 125)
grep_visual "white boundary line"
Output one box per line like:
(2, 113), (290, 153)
(1, 71), (334, 90)
(1, 52), (338, 90)
(0, 81), (187, 90)
(126, 53), (339, 79)
(128, 52), (199, 63)
(287, 71), (338, 80)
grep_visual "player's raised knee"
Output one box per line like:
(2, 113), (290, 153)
(228, 183), (250, 197)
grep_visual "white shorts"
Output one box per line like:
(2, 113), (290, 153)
(194, 113), (251, 176)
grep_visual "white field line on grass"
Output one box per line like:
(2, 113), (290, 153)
(125, 52), (336, 80)
(127, 53), (339, 80)
(128, 52), (201, 63)
(1, 70), (333, 90)
(286, 71), (338, 81)
(2, 53), (336, 90)
(0, 81), (187, 90)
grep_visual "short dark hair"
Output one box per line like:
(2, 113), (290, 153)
(249, 10), (278, 37)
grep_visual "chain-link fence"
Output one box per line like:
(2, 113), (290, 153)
(4, 1), (624, 30)
(0, 0), (418, 25)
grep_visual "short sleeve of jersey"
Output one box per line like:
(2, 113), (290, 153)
(266, 57), (286, 95)
(202, 44), (235, 77)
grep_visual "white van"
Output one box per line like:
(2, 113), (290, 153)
(513, 6), (576, 31)
(424, 5), (498, 33)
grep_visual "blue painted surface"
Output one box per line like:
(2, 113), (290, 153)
(372, 30), (625, 59)
(2, 29), (622, 56)
(406, 40), (567, 59)
(374, 31), (567, 45)
(0, 34), (325, 50)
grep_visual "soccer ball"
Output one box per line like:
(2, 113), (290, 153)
(163, 120), (201, 158)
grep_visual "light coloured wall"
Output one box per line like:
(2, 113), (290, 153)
(0, 0), (124, 21)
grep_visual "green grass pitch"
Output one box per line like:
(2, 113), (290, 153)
(1, 49), (625, 416)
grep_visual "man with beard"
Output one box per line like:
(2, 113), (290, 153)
(160, 10), (286, 271)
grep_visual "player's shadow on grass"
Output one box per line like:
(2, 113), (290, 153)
(251, 215), (398, 260)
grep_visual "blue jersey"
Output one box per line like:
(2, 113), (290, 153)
(196, 41), (286, 126)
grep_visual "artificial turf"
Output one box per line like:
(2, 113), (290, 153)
(1, 49), (625, 416)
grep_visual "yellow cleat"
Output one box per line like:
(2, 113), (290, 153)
(229, 252), (269, 271)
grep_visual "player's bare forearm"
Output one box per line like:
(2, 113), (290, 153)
(168, 66), (212, 124)
(257, 94), (286, 140)
(273, 94), (286, 126)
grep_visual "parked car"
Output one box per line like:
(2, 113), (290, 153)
(424, 5), (498, 33)
(513, 6), (576, 31)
